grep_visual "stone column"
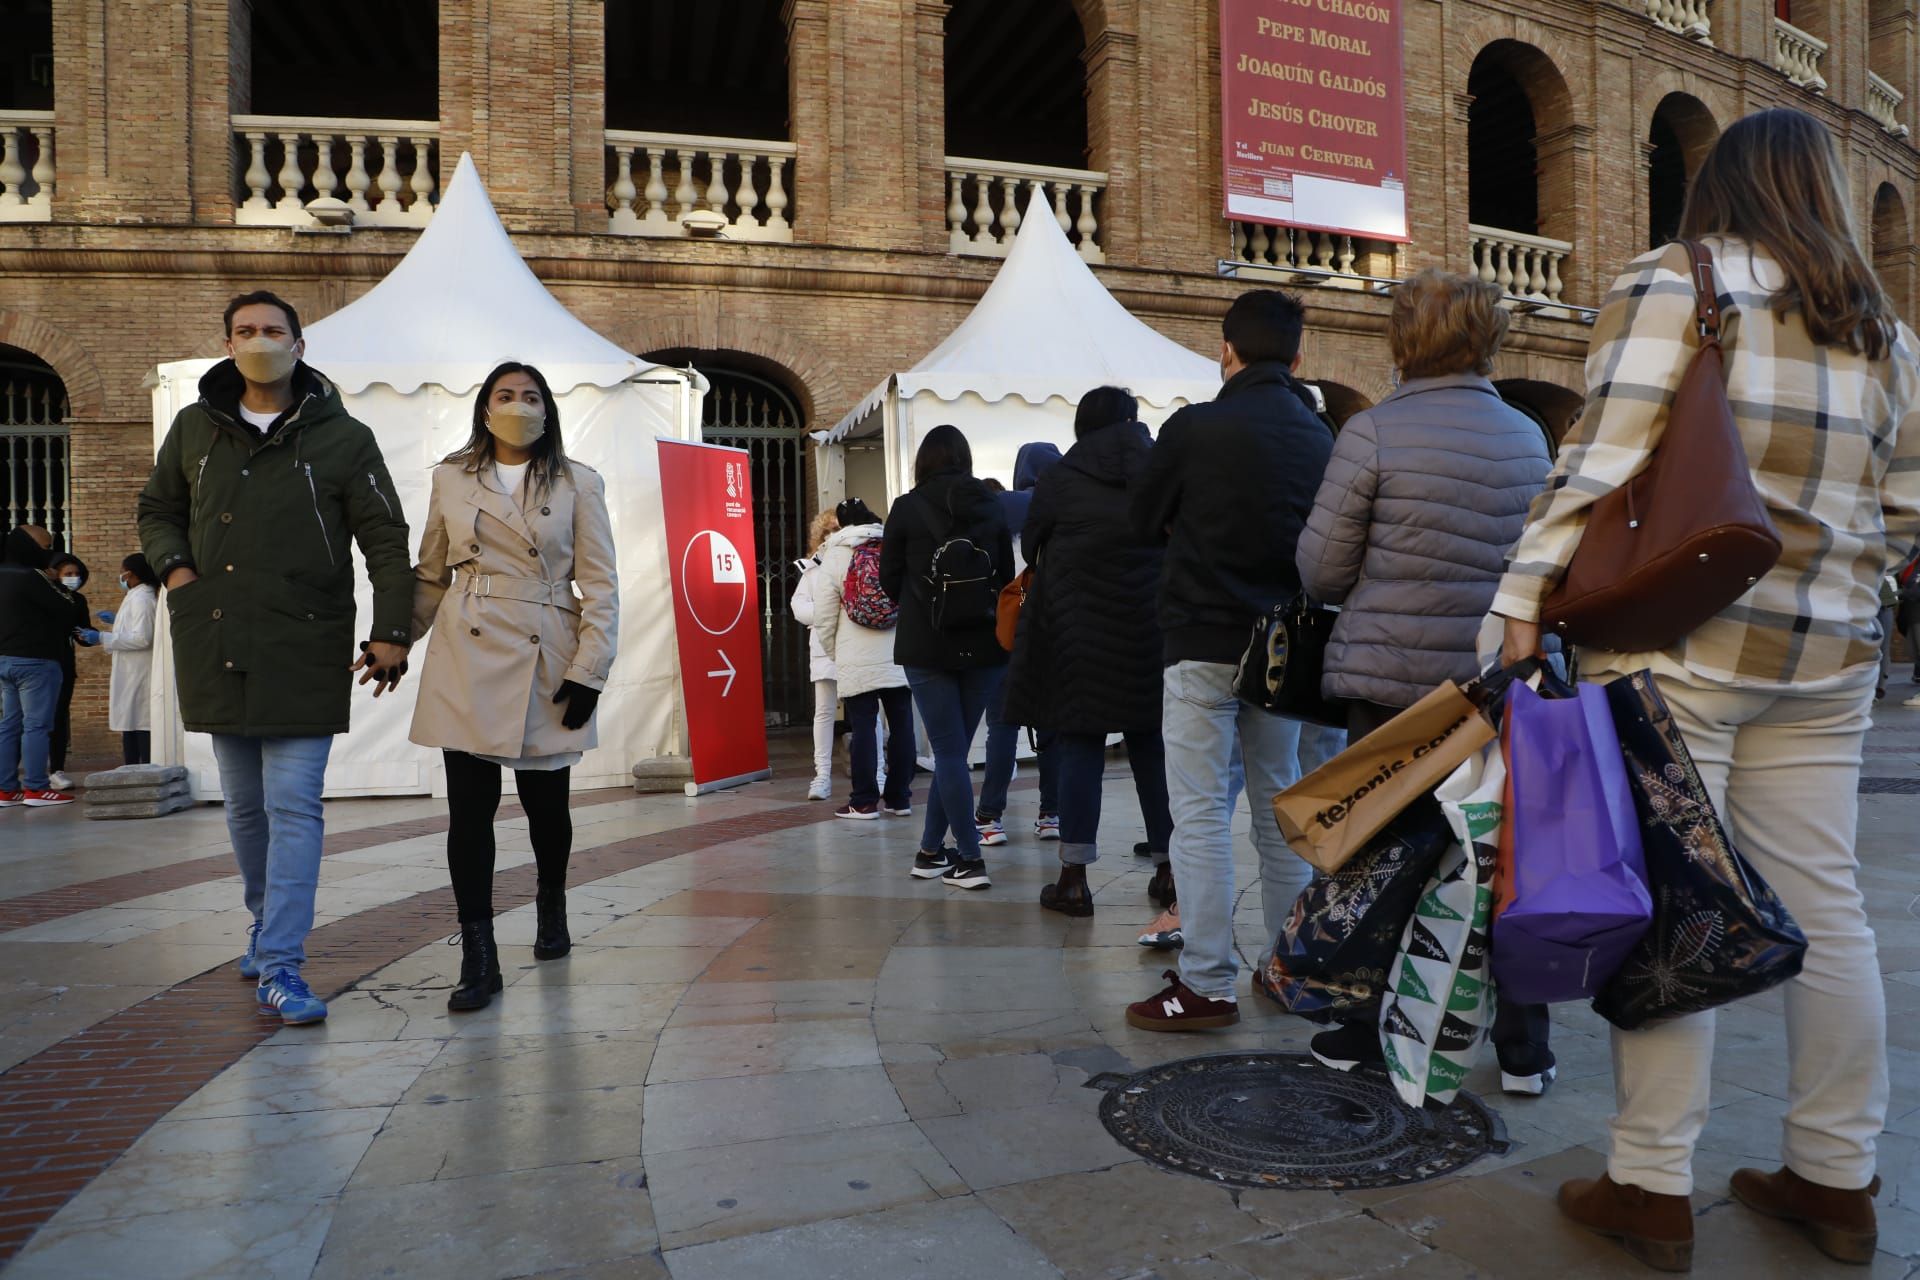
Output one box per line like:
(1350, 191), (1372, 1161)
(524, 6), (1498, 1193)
(1082, 27), (1139, 265)
(50, 0), (196, 222)
(910, 1), (950, 253)
(437, 0), (579, 231)
(785, 0), (832, 244)
(1535, 121), (1596, 306)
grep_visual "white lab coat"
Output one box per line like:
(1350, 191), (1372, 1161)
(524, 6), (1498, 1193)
(99, 583), (156, 732)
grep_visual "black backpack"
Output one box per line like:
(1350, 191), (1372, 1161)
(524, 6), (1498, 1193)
(924, 495), (999, 633)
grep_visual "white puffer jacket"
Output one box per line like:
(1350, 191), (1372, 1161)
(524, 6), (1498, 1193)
(789, 558), (836, 682)
(814, 524), (908, 698)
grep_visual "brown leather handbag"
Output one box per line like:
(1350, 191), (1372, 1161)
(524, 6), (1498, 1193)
(995, 567), (1032, 652)
(1540, 241), (1781, 652)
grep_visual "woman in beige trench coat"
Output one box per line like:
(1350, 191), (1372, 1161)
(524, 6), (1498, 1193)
(408, 361), (619, 1011)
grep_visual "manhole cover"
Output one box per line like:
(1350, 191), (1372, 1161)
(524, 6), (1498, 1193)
(1095, 1052), (1505, 1191)
(1861, 777), (1920, 795)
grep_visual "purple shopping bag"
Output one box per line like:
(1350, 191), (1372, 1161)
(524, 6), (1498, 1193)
(1491, 679), (1651, 1003)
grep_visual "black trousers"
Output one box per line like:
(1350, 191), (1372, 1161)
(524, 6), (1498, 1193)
(50, 664), (75, 772)
(846, 685), (915, 809)
(443, 750), (574, 923)
(122, 731), (151, 766)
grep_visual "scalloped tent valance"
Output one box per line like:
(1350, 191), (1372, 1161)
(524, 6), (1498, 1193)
(826, 202), (1220, 441)
(300, 153), (652, 395)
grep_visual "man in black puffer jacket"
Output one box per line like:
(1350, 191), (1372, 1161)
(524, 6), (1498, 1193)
(1004, 388), (1170, 917)
(1124, 289), (1336, 1033)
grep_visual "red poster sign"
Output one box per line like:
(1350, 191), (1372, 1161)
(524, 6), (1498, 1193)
(1221, 0), (1408, 241)
(657, 439), (771, 795)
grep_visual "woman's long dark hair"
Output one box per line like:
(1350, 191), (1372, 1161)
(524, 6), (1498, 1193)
(444, 362), (570, 498)
(122, 554), (159, 588)
(1680, 109), (1898, 360)
(913, 424), (973, 486)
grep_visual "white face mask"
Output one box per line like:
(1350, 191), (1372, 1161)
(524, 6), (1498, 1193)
(61, 575), (81, 590)
(486, 401), (547, 449)
(232, 335), (298, 385)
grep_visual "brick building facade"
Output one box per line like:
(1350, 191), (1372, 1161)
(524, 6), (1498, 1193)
(2, 0), (1916, 755)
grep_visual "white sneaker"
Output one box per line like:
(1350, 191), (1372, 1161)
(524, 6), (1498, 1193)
(806, 776), (832, 801)
(1501, 1065), (1558, 1096)
(1905, 692), (1920, 709)
(47, 771), (73, 792)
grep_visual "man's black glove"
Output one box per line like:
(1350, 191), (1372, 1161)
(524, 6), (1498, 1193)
(554, 679), (600, 730)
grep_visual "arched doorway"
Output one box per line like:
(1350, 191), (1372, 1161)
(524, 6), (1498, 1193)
(1647, 94), (1717, 250)
(1495, 377), (1585, 452)
(1873, 183), (1911, 322)
(1302, 380), (1375, 432)
(1, 345), (70, 546)
(1467, 42), (1576, 303)
(649, 350), (812, 728)
(605, 1), (789, 140)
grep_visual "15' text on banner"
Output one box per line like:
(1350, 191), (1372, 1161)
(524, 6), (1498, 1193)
(657, 439), (771, 796)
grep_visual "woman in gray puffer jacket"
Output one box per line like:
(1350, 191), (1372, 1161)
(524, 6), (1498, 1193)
(1296, 267), (1553, 739)
(1292, 266), (1557, 1093)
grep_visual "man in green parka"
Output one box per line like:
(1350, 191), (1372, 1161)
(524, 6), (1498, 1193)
(139, 291), (413, 1025)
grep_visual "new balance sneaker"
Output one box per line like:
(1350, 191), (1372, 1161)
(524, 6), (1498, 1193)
(834, 802), (880, 821)
(1502, 1065), (1560, 1096)
(256, 969), (328, 1025)
(1034, 814), (1061, 840)
(237, 920), (264, 981)
(1310, 1021), (1387, 1072)
(1125, 970), (1238, 1031)
(1137, 906), (1183, 950)
(806, 776), (833, 801)
(911, 847), (956, 879)
(942, 859), (992, 890)
(0, 790), (22, 808)
(975, 819), (1008, 847)
(21, 789), (75, 808)
(881, 803), (913, 817)
(47, 771), (73, 792)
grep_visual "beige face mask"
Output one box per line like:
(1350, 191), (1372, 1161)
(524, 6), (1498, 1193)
(232, 336), (298, 385)
(486, 401), (547, 448)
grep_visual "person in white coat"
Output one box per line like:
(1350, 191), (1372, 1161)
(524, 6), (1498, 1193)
(791, 510), (840, 800)
(80, 554), (159, 766)
(816, 498), (915, 819)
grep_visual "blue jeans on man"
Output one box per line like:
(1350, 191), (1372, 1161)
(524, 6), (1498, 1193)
(211, 734), (333, 977)
(1162, 659), (1311, 1002)
(1053, 730), (1174, 866)
(906, 665), (1004, 861)
(978, 692), (1059, 824)
(0, 656), (63, 793)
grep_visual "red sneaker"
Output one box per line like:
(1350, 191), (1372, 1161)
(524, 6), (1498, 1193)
(1126, 969), (1240, 1032)
(0, 790), (22, 807)
(21, 789), (75, 808)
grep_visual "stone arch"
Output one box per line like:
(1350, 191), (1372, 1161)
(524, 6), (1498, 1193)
(0, 309), (107, 421)
(1494, 377), (1585, 449)
(1872, 182), (1912, 320)
(945, 0), (1091, 169)
(1301, 380), (1375, 432)
(1647, 93), (1719, 250)
(605, 314), (848, 431)
(1465, 39), (1577, 242)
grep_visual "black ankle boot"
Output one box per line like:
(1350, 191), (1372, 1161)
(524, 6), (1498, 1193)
(1147, 863), (1175, 908)
(447, 919), (503, 1012)
(533, 886), (571, 961)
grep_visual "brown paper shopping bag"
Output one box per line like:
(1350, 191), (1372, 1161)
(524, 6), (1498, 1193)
(1272, 680), (1497, 875)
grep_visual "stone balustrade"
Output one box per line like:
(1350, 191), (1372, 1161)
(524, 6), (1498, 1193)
(1230, 222), (1396, 288)
(1771, 18), (1828, 92)
(1468, 224), (1572, 308)
(1643, 0), (1711, 42)
(946, 157), (1106, 263)
(604, 131), (796, 242)
(1869, 71), (1909, 136)
(0, 111), (53, 223)
(232, 116), (439, 228)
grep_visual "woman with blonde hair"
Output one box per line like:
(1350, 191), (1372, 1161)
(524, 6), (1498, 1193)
(1498, 108), (1920, 1270)
(791, 507), (841, 800)
(1293, 266), (1555, 1087)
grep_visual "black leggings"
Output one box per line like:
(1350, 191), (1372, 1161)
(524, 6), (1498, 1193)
(443, 750), (574, 923)
(122, 731), (151, 766)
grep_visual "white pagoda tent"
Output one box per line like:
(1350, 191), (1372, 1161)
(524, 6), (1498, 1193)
(146, 154), (703, 798)
(817, 203), (1221, 511)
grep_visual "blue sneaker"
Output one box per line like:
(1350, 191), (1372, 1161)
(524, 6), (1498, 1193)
(237, 920), (263, 981)
(257, 969), (327, 1025)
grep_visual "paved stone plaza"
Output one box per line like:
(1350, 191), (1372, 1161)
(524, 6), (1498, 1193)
(2, 689), (1918, 1279)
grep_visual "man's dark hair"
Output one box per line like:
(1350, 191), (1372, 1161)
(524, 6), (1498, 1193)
(1222, 289), (1306, 366)
(223, 290), (303, 340)
(913, 423), (974, 487)
(123, 553), (160, 587)
(1074, 386), (1138, 438)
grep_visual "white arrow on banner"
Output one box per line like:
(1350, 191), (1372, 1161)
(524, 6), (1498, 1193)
(707, 650), (737, 698)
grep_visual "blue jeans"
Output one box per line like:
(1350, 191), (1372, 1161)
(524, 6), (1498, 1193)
(0, 660), (62, 790)
(211, 734), (333, 977)
(978, 725), (1058, 820)
(1297, 721), (1348, 775)
(1162, 660), (1307, 1001)
(0, 656), (62, 792)
(1055, 730), (1173, 866)
(906, 665), (1004, 861)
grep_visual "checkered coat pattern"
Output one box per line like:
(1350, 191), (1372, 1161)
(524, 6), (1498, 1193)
(1493, 237), (1920, 688)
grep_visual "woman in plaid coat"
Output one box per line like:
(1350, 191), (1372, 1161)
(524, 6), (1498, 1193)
(1498, 109), (1920, 1270)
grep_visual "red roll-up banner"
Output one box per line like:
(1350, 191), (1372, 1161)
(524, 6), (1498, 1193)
(657, 439), (772, 795)
(1220, 0), (1409, 242)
